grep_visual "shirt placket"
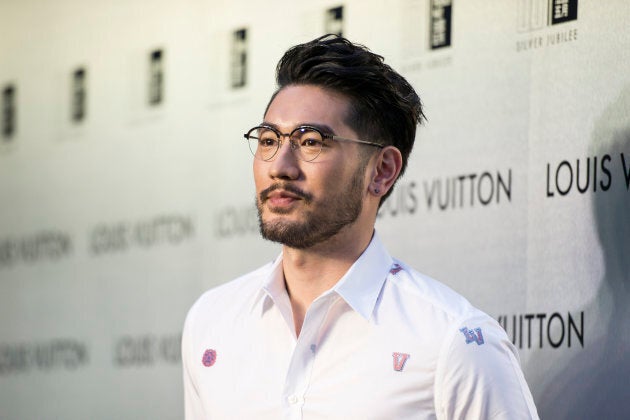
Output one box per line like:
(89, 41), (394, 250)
(282, 294), (336, 420)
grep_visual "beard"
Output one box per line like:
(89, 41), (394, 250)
(256, 166), (366, 249)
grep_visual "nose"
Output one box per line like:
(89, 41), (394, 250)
(268, 135), (300, 180)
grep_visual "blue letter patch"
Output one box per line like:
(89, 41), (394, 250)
(459, 327), (485, 345)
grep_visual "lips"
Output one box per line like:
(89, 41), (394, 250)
(268, 190), (300, 203)
(260, 184), (312, 210)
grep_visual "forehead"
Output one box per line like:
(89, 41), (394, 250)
(264, 85), (352, 133)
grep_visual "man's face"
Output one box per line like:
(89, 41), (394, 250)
(254, 84), (369, 249)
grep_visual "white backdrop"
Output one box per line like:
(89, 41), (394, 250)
(1, 0), (628, 418)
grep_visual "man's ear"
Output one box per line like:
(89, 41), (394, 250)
(369, 146), (403, 197)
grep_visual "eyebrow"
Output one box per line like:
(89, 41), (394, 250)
(261, 121), (337, 135)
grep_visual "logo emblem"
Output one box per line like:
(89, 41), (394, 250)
(202, 349), (217, 367)
(392, 352), (410, 372)
(390, 264), (403, 275)
(460, 327), (485, 345)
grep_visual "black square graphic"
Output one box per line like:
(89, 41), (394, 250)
(550, 0), (578, 25)
(148, 49), (164, 106)
(2, 84), (16, 140)
(71, 67), (87, 123)
(325, 6), (344, 37)
(231, 29), (248, 89)
(430, 0), (452, 50)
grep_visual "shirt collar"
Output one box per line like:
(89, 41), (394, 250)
(250, 232), (393, 321)
(250, 255), (286, 316)
(333, 232), (393, 321)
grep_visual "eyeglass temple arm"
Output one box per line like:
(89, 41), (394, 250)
(331, 135), (384, 148)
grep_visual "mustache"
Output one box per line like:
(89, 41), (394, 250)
(260, 183), (313, 203)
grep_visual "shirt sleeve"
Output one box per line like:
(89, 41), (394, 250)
(434, 313), (539, 420)
(182, 305), (205, 419)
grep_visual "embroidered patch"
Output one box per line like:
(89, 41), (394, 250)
(392, 352), (410, 371)
(202, 349), (217, 367)
(459, 327), (485, 345)
(390, 264), (403, 275)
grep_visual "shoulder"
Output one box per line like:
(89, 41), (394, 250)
(385, 259), (483, 322)
(383, 260), (524, 374)
(184, 261), (274, 330)
(377, 259), (512, 363)
(386, 262), (540, 418)
(387, 259), (510, 351)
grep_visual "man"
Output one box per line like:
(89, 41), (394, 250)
(182, 35), (539, 419)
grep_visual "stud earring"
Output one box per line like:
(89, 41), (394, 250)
(374, 188), (380, 194)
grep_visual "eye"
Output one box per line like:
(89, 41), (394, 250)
(300, 137), (323, 148)
(257, 130), (279, 148)
(295, 128), (324, 150)
(259, 137), (278, 147)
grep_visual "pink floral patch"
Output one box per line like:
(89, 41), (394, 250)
(202, 349), (217, 367)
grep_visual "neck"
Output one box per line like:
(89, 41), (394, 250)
(282, 223), (374, 336)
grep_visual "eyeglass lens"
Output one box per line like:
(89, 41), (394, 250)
(247, 126), (324, 162)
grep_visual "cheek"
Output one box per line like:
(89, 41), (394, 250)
(253, 161), (267, 189)
(316, 164), (356, 194)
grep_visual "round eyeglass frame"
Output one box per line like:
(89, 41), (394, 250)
(243, 124), (384, 162)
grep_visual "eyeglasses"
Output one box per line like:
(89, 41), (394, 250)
(244, 125), (384, 162)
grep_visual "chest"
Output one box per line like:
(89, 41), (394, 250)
(192, 304), (442, 419)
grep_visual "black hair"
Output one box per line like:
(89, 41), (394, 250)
(269, 34), (425, 204)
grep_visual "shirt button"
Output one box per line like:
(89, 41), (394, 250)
(288, 395), (299, 405)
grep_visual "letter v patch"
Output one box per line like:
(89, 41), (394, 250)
(392, 352), (410, 372)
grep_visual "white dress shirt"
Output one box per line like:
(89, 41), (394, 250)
(182, 233), (539, 419)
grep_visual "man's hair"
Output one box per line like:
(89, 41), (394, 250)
(269, 34), (425, 204)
